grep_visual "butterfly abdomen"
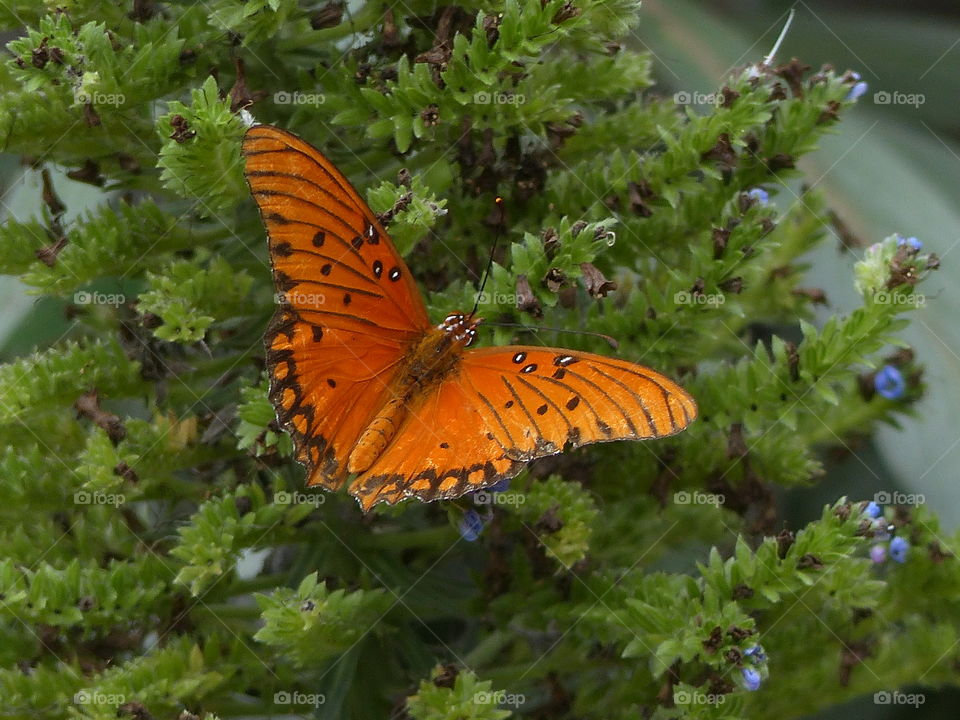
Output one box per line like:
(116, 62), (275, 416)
(348, 396), (407, 474)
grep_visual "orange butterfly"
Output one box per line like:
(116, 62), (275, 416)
(242, 125), (697, 510)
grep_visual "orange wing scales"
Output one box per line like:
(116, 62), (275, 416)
(460, 347), (697, 463)
(244, 124), (698, 511)
(243, 125), (431, 494)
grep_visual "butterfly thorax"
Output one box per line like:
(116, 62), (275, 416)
(346, 312), (480, 474)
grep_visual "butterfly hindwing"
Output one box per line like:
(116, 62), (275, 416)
(348, 378), (523, 510)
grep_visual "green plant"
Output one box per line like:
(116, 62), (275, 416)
(0, 3), (952, 719)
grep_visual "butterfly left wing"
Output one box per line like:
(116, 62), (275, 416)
(347, 346), (696, 510)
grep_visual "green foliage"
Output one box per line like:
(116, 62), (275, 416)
(138, 253), (254, 342)
(407, 667), (513, 720)
(0, 3), (954, 720)
(254, 572), (392, 666)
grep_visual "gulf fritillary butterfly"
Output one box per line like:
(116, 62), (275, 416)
(242, 124), (697, 511)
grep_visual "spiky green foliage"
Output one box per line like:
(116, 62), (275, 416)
(0, 3), (953, 720)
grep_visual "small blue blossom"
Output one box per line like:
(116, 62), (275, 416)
(741, 667), (762, 691)
(747, 188), (769, 205)
(897, 235), (922, 251)
(874, 365), (905, 400)
(849, 71), (862, 82)
(744, 645), (767, 664)
(847, 81), (868, 101)
(864, 501), (881, 519)
(870, 544), (887, 564)
(487, 478), (511, 493)
(458, 509), (485, 542)
(890, 536), (910, 563)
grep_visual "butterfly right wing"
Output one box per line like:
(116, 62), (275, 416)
(243, 125), (431, 489)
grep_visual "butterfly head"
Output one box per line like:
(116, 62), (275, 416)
(440, 312), (481, 347)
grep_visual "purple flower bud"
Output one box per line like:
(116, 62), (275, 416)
(747, 188), (769, 205)
(873, 521), (892, 541)
(741, 667), (762, 691)
(890, 536), (909, 563)
(847, 81), (868, 101)
(458, 509), (484, 541)
(849, 71), (862, 82)
(744, 645), (767, 663)
(870, 544), (887, 563)
(874, 365), (905, 400)
(864, 501), (881, 519)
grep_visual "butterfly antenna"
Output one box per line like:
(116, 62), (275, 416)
(763, 9), (795, 66)
(470, 196), (505, 318)
(484, 321), (620, 350)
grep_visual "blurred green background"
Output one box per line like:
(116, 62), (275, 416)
(0, 2), (957, 714)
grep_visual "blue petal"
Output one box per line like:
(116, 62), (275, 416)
(864, 501), (882, 519)
(747, 188), (769, 205)
(458, 509), (485, 541)
(742, 667), (762, 691)
(846, 81), (868, 100)
(890, 536), (910, 563)
(874, 365), (905, 400)
(488, 478), (511, 493)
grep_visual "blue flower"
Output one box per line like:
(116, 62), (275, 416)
(487, 478), (511, 493)
(458, 509), (485, 542)
(847, 81), (868, 101)
(874, 365), (905, 400)
(744, 645), (767, 664)
(864, 501), (881, 519)
(897, 235), (922, 251)
(890, 536), (910, 563)
(741, 667), (762, 691)
(747, 188), (769, 205)
(870, 544), (887, 564)
(849, 71), (862, 82)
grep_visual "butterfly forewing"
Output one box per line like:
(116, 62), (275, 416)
(243, 125), (430, 336)
(243, 125), (430, 489)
